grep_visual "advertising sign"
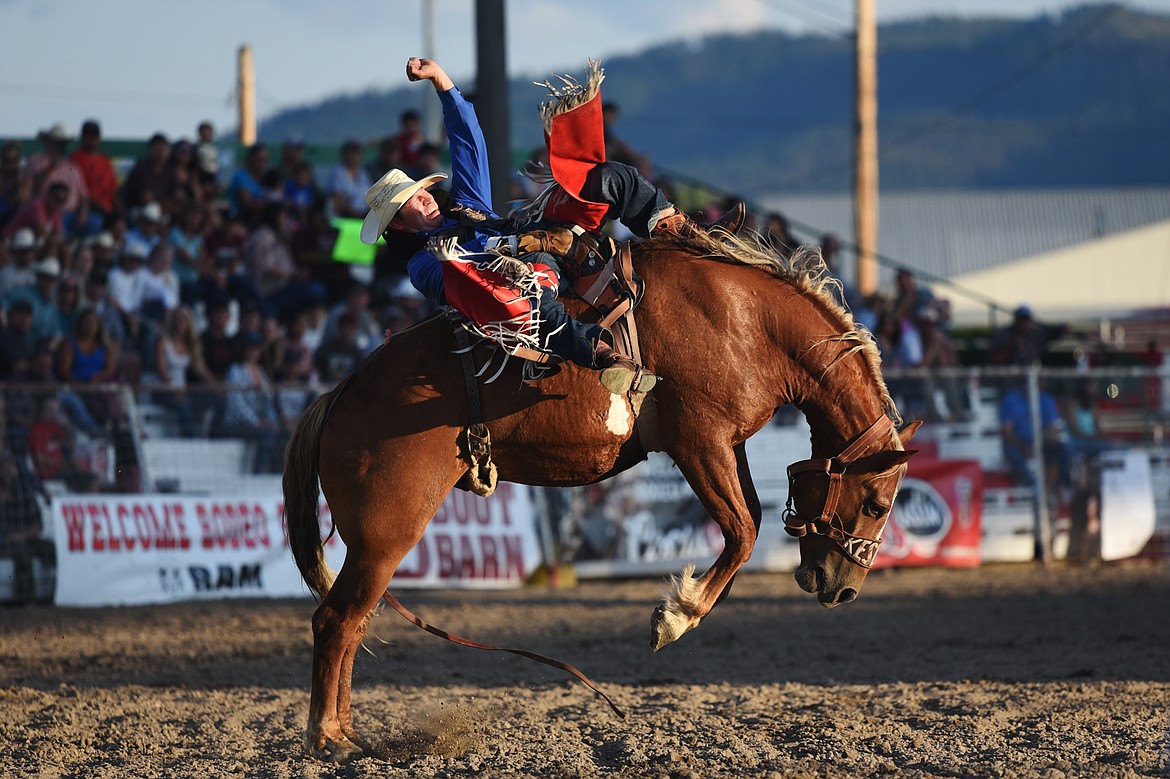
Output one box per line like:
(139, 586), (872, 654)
(51, 483), (541, 607)
(558, 453), (724, 578)
(873, 458), (982, 569)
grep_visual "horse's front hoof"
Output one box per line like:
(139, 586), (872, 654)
(306, 732), (365, 763)
(650, 604), (689, 652)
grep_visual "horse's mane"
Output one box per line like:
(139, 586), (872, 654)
(648, 228), (900, 424)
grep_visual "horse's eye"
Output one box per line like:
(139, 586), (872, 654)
(865, 500), (888, 518)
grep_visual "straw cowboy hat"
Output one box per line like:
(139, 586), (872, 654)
(37, 122), (73, 144)
(359, 168), (447, 244)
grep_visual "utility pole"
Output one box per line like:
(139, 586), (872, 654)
(854, 0), (878, 295)
(238, 45), (256, 146)
(421, 0), (440, 143)
(475, 0), (511, 215)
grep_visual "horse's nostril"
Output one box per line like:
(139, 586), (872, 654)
(836, 588), (857, 605)
(794, 566), (820, 593)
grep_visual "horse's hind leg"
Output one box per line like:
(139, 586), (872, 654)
(304, 467), (453, 757)
(651, 440), (760, 651)
(307, 553), (399, 762)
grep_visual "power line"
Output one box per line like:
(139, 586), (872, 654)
(749, 0), (852, 40)
(880, 3), (1127, 150)
(0, 80), (224, 109)
(769, 0), (853, 29)
(772, 2), (1129, 189)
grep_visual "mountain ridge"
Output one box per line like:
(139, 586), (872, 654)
(258, 3), (1170, 196)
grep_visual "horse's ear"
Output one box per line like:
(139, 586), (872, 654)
(853, 449), (918, 475)
(898, 420), (923, 445)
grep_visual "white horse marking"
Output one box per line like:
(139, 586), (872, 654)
(605, 393), (632, 435)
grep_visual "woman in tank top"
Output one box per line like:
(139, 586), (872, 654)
(154, 306), (212, 437)
(54, 307), (122, 429)
(56, 308), (117, 384)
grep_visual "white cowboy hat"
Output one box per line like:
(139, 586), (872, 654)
(359, 168), (447, 245)
(86, 231), (115, 250)
(33, 257), (61, 278)
(139, 202), (167, 224)
(8, 227), (36, 251)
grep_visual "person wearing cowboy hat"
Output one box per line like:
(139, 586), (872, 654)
(362, 57), (735, 395)
(0, 228), (38, 300)
(7, 257), (64, 349)
(26, 122), (91, 238)
(124, 201), (167, 260)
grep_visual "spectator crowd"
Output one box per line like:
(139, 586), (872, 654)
(1, 111), (1152, 597)
(0, 116), (441, 549)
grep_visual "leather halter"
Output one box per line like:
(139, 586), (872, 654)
(782, 415), (896, 569)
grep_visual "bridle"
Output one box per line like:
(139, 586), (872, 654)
(782, 415), (896, 569)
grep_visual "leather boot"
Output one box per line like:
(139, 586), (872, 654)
(652, 203), (746, 238)
(711, 201), (747, 234)
(593, 341), (657, 395)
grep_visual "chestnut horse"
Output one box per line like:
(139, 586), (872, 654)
(284, 230), (920, 761)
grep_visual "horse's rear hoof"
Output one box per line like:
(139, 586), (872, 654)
(307, 733), (365, 763)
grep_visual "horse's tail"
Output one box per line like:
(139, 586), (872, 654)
(283, 391), (336, 599)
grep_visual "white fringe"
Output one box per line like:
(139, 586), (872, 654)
(432, 237), (559, 383)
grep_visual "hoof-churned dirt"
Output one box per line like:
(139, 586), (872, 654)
(1, 563), (1167, 777)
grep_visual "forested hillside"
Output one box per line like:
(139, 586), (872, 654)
(259, 4), (1170, 196)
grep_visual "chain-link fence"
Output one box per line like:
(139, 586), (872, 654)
(883, 364), (1169, 562)
(3, 365), (1168, 603)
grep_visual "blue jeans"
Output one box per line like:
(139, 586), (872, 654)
(535, 283), (603, 368)
(579, 161), (672, 237)
(59, 389), (103, 436)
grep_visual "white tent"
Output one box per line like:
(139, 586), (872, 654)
(948, 219), (1170, 325)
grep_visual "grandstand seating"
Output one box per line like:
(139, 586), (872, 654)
(140, 438), (256, 495)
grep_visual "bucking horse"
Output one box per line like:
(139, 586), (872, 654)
(283, 228), (920, 761)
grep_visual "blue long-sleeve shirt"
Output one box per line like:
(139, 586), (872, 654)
(407, 87), (502, 301)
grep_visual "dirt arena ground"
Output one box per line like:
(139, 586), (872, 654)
(1, 561), (1167, 778)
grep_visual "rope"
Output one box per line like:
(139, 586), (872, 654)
(380, 590), (626, 719)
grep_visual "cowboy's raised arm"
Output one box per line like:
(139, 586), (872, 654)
(405, 56), (492, 215)
(406, 57), (454, 92)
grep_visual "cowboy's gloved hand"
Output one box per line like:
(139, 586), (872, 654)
(516, 228), (577, 258)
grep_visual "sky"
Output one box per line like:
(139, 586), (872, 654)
(2, 0), (1169, 141)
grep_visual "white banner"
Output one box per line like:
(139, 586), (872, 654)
(51, 483), (542, 607)
(1100, 449), (1156, 561)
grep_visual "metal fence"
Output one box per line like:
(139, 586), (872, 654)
(3, 364), (1168, 603)
(882, 364), (1170, 562)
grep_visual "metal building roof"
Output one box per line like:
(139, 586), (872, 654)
(758, 187), (1170, 289)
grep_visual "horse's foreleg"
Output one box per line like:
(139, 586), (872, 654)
(715, 442), (763, 607)
(651, 441), (760, 651)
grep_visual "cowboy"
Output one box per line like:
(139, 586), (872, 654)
(361, 57), (740, 395)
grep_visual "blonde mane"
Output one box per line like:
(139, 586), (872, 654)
(653, 228), (901, 424)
